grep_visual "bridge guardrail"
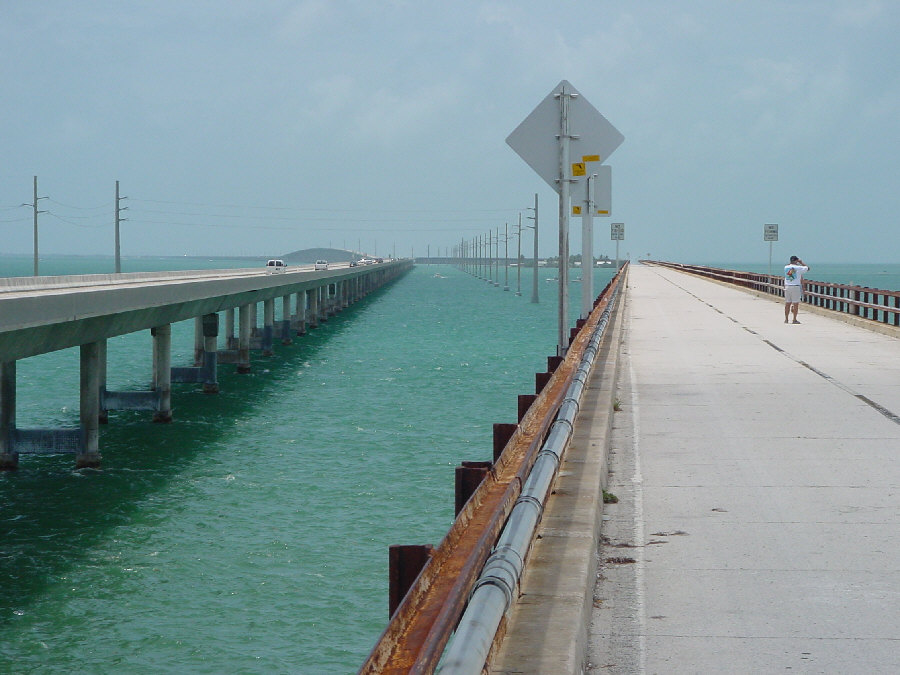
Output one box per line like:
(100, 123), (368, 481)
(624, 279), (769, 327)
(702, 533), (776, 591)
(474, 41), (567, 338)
(644, 261), (900, 329)
(359, 263), (628, 674)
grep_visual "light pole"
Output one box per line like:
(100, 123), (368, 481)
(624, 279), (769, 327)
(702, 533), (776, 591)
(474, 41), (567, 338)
(486, 231), (493, 285)
(503, 222), (510, 291)
(526, 193), (539, 303)
(515, 212), (523, 296)
(496, 229), (501, 286)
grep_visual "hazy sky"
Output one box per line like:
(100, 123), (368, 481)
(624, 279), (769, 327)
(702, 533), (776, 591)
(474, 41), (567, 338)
(2, 1), (897, 263)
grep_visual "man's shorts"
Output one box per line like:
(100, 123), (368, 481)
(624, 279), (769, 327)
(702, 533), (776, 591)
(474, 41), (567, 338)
(785, 285), (803, 303)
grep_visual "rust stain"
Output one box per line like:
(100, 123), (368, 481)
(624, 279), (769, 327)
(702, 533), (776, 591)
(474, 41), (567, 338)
(358, 269), (625, 674)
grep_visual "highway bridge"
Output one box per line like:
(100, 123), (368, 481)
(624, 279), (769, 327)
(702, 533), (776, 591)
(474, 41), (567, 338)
(358, 262), (899, 674)
(0, 259), (411, 469)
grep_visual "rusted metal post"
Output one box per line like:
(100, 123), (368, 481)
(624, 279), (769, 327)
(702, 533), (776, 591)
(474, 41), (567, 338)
(455, 461), (492, 515)
(518, 394), (537, 422)
(389, 544), (434, 618)
(493, 422), (518, 462)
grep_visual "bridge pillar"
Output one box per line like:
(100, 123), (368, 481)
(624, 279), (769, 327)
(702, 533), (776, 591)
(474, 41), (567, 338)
(295, 291), (306, 335)
(238, 304), (252, 373)
(202, 313), (219, 394)
(225, 308), (236, 349)
(262, 299), (275, 356)
(308, 288), (319, 328)
(77, 341), (102, 467)
(151, 325), (173, 423)
(98, 339), (109, 424)
(281, 295), (292, 345)
(193, 316), (204, 366)
(0, 361), (18, 469)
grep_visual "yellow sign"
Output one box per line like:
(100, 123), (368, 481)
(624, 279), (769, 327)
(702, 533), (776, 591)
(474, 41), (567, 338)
(571, 162), (586, 176)
(572, 205), (582, 215)
(596, 209), (610, 215)
(583, 154), (601, 162)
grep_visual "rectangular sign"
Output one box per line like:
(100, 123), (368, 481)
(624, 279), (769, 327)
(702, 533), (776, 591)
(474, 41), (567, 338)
(764, 223), (778, 241)
(611, 222), (625, 240)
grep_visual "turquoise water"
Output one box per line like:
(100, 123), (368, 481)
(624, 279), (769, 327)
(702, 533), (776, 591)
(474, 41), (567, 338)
(702, 261), (900, 291)
(0, 257), (616, 673)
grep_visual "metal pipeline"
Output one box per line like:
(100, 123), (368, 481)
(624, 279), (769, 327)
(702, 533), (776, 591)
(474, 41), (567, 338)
(437, 285), (619, 674)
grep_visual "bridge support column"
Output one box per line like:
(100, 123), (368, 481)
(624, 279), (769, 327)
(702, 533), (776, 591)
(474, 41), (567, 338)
(202, 313), (219, 394)
(238, 304), (252, 373)
(307, 289), (319, 329)
(193, 316), (204, 366)
(225, 308), (236, 349)
(281, 295), (292, 345)
(151, 325), (172, 423)
(98, 339), (109, 424)
(1, 362), (18, 469)
(295, 291), (307, 335)
(77, 341), (102, 467)
(294, 291), (306, 335)
(262, 299), (275, 356)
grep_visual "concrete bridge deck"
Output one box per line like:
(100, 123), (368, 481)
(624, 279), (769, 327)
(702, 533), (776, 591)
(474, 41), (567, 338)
(492, 263), (900, 673)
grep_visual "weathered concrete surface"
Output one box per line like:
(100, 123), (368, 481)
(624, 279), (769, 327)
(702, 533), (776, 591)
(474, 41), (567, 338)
(491, 262), (899, 674)
(586, 264), (900, 673)
(490, 278), (627, 674)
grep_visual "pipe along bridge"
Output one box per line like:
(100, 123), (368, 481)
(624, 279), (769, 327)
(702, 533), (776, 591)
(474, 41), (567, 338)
(0, 260), (412, 469)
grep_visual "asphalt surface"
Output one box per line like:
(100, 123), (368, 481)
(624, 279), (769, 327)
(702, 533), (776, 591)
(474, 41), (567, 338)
(495, 263), (900, 674)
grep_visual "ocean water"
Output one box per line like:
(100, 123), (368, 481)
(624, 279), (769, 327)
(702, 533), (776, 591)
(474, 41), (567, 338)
(702, 260), (900, 291)
(1, 255), (893, 673)
(0, 256), (616, 674)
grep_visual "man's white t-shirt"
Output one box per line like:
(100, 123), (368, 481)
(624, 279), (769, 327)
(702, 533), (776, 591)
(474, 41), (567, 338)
(784, 264), (808, 286)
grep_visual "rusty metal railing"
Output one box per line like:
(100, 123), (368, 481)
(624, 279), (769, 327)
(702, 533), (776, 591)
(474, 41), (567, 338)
(358, 264), (628, 674)
(644, 261), (900, 328)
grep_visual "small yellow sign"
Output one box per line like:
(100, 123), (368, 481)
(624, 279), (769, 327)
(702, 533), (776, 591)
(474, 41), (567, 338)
(572, 205), (582, 215)
(583, 154), (601, 163)
(596, 209), (610, 215)
(571, 162), (586, 176)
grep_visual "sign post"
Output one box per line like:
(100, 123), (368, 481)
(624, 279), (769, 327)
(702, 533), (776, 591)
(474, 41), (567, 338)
(611, 222), (625, 271)
(507, 80), (624, 354)
(764, 223), (779, 280)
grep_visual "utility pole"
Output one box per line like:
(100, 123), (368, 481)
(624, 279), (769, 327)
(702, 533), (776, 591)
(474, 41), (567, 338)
(28, 176), (47, 277)
(115, 180), (128, 273)
(503, 222), (509, 291)
(527, 193), (539, 303)
(494, 226), (500, 287)
(515, 212), (522, 296)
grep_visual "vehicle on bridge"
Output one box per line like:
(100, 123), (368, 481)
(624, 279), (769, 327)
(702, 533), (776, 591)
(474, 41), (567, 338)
(265, 259), (287, 273)
(314, 260), (329, 270)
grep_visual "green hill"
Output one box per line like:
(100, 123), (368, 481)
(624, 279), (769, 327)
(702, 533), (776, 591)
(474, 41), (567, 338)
(281, 247), (361, 263)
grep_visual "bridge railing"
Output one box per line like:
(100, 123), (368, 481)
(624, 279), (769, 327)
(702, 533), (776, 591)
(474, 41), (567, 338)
(644, 261), (900, 328)
(358, 264), (628, 674)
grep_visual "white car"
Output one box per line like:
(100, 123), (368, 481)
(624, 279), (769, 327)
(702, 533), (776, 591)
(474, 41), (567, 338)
(314, 260), (329, 270)
(265, 259), (287, 273)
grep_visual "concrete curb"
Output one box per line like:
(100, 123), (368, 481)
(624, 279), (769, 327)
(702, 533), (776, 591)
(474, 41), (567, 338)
(490, 276), (627, 674)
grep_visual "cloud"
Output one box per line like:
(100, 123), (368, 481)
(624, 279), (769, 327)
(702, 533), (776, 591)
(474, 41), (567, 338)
(275, 0), (332, 40)
(832, 1), (884, 27)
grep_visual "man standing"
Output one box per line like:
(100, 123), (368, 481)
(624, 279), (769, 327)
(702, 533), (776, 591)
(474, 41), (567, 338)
(784, 255), (809, 324)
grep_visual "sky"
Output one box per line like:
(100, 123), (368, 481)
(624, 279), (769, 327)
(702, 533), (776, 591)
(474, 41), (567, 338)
(1, 1), (898, 264)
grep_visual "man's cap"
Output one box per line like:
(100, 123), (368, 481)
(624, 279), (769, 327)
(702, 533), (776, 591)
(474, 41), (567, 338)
(790, 255), (799, 262)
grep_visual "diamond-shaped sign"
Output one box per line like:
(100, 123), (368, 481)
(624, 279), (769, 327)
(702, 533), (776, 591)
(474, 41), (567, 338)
(506, 80), (624, 193)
